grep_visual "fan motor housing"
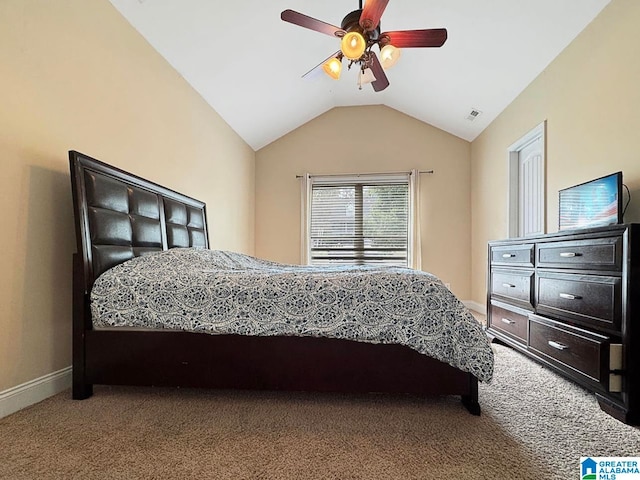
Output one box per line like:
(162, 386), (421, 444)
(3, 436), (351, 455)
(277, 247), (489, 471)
(341, 9), (380, 41)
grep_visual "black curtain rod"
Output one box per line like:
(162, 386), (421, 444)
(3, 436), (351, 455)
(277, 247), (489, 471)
(295, 170), (434, 179)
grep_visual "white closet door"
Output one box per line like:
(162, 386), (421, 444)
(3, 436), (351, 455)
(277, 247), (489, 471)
(518, 136), (543, 237)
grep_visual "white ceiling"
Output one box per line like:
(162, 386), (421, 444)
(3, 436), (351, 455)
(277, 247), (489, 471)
(109, 0), (610, 151)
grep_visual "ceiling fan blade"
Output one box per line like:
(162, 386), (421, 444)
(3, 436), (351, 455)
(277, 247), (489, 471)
(359, 0), (390, 32)
(380, 28), (448, 48)
(368, 52), (390, 92)
(281, 10), (346, 37)
(302, 51), (342, 79)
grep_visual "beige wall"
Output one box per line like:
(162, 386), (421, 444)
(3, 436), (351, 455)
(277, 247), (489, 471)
(0, 0), (255, 392)
(256, 105), (472, 298)
(470, 0), (640, 305)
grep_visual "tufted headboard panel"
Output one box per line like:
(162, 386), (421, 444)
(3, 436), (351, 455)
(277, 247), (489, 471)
(70, 150), (209, 293)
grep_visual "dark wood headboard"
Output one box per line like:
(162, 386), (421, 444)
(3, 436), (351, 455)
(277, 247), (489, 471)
(69, 150), (209, 294)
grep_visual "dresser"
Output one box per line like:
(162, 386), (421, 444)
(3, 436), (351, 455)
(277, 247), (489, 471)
(487, 224), (640, 424)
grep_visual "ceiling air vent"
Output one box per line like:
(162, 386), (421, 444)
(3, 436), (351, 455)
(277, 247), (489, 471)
(466, 108), (482, 121)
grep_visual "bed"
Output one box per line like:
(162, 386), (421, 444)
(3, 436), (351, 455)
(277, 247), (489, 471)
(69, 150), (493, 415)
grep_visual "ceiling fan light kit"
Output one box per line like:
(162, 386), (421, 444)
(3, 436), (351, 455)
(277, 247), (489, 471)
(341, 31), (367, 60)
(380, 44), (401, 69)
(322, 57), (343, 80)
(358, 68), (377, 90)
(280, 0), (447, 92)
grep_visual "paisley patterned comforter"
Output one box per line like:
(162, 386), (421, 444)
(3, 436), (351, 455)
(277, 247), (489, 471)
(90, 248), (494, 382)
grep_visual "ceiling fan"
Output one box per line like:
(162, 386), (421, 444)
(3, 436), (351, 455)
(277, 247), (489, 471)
(281, 0), (447, 92)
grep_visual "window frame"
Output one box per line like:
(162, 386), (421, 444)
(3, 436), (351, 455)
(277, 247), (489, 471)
(302, 172), (416, 268)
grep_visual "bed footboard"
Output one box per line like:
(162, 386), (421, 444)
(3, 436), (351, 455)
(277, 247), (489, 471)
(78, 325), (479, 410)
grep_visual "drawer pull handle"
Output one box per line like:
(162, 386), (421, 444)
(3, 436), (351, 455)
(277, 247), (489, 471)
(559, 293), (582, 300)
(500, 317), (516, 325)
(502, 283), (516, 288)
(548, 340), (569, 351)
(502, 253), (516, 258)
(559, 252), (581, 258)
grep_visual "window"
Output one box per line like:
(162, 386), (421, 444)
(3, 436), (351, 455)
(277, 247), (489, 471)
(304, 174), (413, 267)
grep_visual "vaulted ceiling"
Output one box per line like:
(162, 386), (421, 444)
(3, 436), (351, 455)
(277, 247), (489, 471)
(109, 0), (610, 150)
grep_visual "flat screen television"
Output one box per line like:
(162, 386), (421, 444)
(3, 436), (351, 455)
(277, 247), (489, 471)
(558, 171), (623, 231)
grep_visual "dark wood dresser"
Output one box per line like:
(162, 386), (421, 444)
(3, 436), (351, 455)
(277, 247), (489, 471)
(487, 224), (640, 424)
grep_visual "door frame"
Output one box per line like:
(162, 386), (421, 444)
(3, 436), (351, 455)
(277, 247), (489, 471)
(507, 120), (547, 238)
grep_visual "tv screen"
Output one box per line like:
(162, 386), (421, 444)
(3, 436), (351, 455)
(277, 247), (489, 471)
(559, 172), (622, 231)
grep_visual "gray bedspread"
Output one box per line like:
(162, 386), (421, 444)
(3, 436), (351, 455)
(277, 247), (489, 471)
(90, 248), (494, 382)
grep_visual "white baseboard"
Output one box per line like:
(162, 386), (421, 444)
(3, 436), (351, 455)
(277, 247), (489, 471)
(463, 300), (486, 315)
(0, 366), (72, 419)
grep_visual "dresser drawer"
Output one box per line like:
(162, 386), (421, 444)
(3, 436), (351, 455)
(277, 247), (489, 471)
(536, 272), (621, 331)
(490, 268), (534, 309)
(529, 314), (609, 386)
(536, 236), (622, 271)
(490, 244), (534, 267)
(489, 301), (528, 344)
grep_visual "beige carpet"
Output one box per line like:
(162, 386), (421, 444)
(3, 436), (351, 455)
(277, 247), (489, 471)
(1, 344), (639, 480)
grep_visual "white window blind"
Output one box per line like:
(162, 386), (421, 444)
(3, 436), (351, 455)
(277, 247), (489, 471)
(309, 177), (409, 266)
